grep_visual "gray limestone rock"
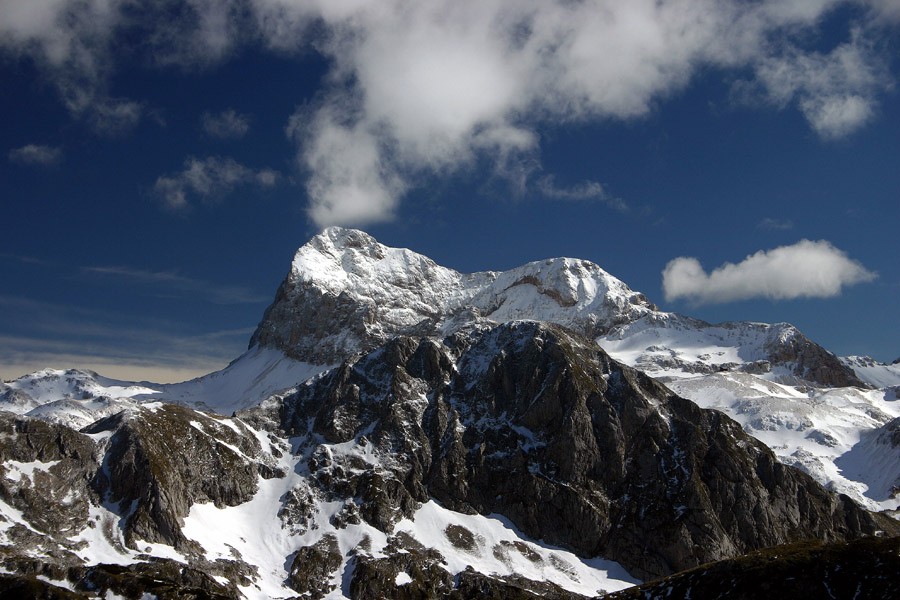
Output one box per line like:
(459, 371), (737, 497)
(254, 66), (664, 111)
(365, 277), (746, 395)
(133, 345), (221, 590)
(249, 321), (897, 580)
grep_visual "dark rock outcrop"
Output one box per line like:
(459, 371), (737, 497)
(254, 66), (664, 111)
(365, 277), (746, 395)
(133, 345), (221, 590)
(289, 533), (343, 598)
(0, 413), (101, 561)
(0, 559), (241, 600)
(84, 403), (275, 551)
(244, 321), (898, 580)
(601, 535), (900, 600)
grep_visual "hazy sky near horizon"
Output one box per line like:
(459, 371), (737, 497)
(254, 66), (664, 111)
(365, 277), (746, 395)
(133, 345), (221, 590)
(1, 0), (898, 382)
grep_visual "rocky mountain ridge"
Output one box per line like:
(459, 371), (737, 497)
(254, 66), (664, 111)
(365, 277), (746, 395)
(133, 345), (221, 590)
(3, 321), (896, 599)
(250, 227), (657, 365)
(251, 227), (865, 390)
(2, 226), (899, 599)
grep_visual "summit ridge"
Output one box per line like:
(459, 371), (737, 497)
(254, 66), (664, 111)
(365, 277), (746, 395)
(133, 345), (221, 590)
(251, 226), (657, 364)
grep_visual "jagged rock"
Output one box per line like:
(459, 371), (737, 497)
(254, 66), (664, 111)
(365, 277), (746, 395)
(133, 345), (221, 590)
(450, 569), (593, 600)
(249, 228), (862, 389)
(0, 574), (83, 600)
(602, 312), (866, 388)
(0, 556), (242, 600)
(83, 404), (269, 551)
(247, 320), (898, 580)
(2, 227), (896, 597)
(349, 532), (454, 600)
(250, 227), (655, 365)
(761, 326), (865, 387)
(0, 413), (100, 555)
(288, 533), (343, 598)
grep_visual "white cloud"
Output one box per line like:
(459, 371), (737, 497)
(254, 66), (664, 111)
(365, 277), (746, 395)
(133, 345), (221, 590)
(270, 0), (898, 226)
(201, 109), (251, 138)
(1, 0), (898, 222)
(288, 103), (406, 226)
(750, 31), (889, 138)
(8, 144), (62, 166)
(662, 239), (877, 305)
(154, 156), (279, 210)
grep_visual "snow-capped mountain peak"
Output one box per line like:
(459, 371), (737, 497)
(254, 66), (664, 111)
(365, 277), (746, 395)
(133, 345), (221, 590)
(252, 226), (656, 364)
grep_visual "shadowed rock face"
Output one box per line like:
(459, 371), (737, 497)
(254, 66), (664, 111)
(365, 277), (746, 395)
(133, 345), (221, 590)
(84, 403), (277, 551)
(244, 321), (897, 581)
(601, 536), (900, 600)
(0, 414), (101, 563)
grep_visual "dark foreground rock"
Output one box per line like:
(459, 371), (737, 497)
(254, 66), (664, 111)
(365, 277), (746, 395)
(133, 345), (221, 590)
(0, 559), (239, 600)
(601, 535), (900, 600)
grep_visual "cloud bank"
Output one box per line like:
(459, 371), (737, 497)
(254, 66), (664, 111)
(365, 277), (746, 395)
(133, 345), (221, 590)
(0, 295), (252, 383)
(1, 0), (898, 225)
(662, 240), (877, 305)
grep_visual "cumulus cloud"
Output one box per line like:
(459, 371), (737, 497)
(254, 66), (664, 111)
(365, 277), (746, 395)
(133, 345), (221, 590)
(8, 144), (62, 166)
(267, 0), (899, 225)
(1, 0), (898, 222)
(289, 106), (405, 227)
(201, 109), (251, 138)
(662, 240), (877, 305)
(154, 156), (278, 211)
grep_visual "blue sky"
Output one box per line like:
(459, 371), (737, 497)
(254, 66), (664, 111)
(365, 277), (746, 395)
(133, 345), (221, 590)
(1, 0), (898, 382)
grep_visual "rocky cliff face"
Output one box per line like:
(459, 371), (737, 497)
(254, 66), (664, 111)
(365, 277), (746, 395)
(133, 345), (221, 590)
(243, 321), (895, 581)
(249, 227), (656, 365)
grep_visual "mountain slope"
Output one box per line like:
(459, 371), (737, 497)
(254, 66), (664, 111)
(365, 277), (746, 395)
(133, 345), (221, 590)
(250, 227), (863, 390)
(598, 312), (865, 387)
(241, 321), (896, 581)
(249, 227), (656, 365)
(2, 226), (898, 599)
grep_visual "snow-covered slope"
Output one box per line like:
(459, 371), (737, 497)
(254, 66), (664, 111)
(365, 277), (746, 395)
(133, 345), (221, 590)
(841, 355), (900, 388)
(2, 226), (899, 598)
(598, 312), (863, 388)
(598, 314), (900, 512)
(156, 346), (328, 415)
(0, 369), (157, 429)
(659, 372), (900, 512)
(180, 432), (640, 600)
(0, 347), (327, 423)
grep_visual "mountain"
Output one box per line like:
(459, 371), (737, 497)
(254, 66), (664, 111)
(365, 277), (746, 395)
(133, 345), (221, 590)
(249, 227), (656, 365)
(2, 226), (899, 599)
(250, 227), (864, 390)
